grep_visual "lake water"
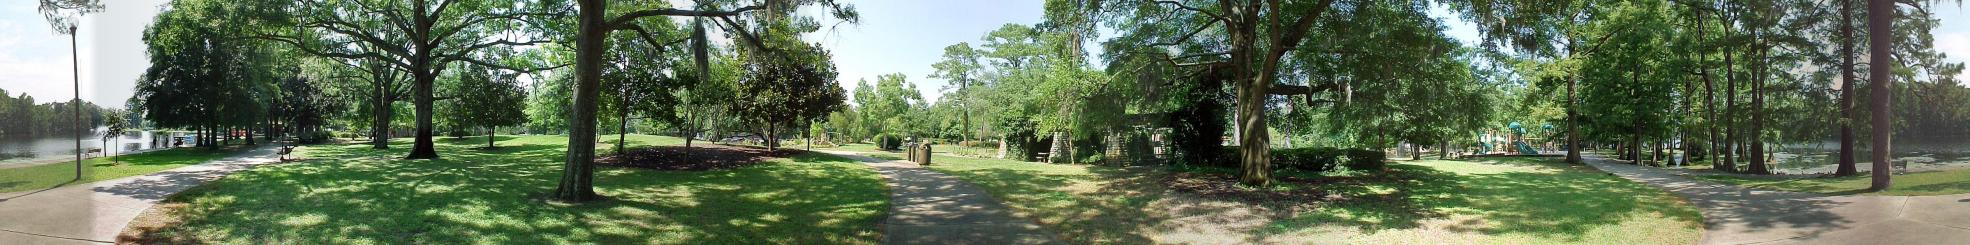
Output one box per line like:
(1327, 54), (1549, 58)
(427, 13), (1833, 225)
(0, 128), (189, 167)
(1766, 140), (1970, 175)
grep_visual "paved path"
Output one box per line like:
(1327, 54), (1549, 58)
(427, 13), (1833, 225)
(817, 150), (1061, 245)
(0, 146), (280, 245)
(1582, 156), (1970, 244)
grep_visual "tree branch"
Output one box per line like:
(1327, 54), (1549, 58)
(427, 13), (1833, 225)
(616, 23), (692, 53)
(1268, 0), (1334, 59)
(300, 20), (415, 59)
(1152, 0), (1229, 22)
(431, 11), (564, 44)
(1269, 82), (1339, 96)
(248, 34), (411, 69)
(438, 54), (570, 73)
(715, 16), (774, 52)
(604, 5), (765, 30)
(1152, 19), (1222, 46)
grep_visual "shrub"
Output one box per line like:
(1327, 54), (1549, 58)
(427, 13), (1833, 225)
(958, 140), (985, 148)
(1273, 147), (1343, 172)
(1342, 149), (1387, 171)
(876, 134), (903, 151)
(298, 131), (334, 144)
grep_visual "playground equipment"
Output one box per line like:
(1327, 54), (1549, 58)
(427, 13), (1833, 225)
(1508, 122), (1541, 155)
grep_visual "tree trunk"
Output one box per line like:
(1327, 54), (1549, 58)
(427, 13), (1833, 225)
(1232, 22), (1274, 186)
(554, 0), (607, 203)
(617, 109), (629, 155)
(372, 83), (392, 149)
(1836, 0), (1859, 176)
(1565, 73), (1582, 164)
(407, 60), (438, 159)
(488, 126), (496, 148)
(1412, 143), (1422, 161)
(1654, 138), (1664, 165)
(1722, 30), (1739, 173)
(1698, 10), (1718, 169)
(1440, 141), (1450, 159)
(1748, 30), (1770, 175)
(1866, 0), (1893, 191)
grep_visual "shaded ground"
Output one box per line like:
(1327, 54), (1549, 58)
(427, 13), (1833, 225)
(1584, 156), (1970, 244)
(121, 135), (889, 244)
(819, 150), (1061, 245)
(596, 144), (794, 171)
(868, 151), (1703, 244)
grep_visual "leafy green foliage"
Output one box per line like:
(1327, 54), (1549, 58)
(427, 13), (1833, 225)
(1271, 148), (1344, 173)
(444, 65), (529, 137)
(1341, 149), (1388, 171)
(0, 88), (108, 137)
(732, 43), (848, 149)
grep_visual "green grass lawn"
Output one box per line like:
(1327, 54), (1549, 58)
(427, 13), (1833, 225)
(0, 146), (248, 193)
(920, 155), (1703, 244)
(135, 134), (889, 244)
(1692, 168), (1970, 196)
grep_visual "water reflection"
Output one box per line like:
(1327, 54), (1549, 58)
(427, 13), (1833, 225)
(0, 128), (190, 166)
(1769, 140), (1970, 174)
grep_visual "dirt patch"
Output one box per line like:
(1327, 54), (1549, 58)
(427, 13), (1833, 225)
(1163, 172), (1353, 205)
(596, 144), (798, 171)
(118, 203), (194, 244)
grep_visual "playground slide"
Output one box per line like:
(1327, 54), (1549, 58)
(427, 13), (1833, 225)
(1514, 142), (1539, 155)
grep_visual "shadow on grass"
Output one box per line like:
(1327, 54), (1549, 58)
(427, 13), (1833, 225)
(135, 136), (887, 244)
(929, 156), (1709, 243)
(1262, 159), (1705, 242)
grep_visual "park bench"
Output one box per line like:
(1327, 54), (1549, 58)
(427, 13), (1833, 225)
(278, 144), (296, 162)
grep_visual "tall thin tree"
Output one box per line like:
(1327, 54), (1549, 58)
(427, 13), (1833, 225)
(1864, 0), (1892, 191)
(1835, 0), (1860, 176)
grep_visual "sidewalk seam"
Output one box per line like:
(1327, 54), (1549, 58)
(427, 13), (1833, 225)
(0, 227), (111, 244)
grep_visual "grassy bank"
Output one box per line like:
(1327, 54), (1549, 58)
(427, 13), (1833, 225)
(129, 135), (889, 244)
(0, 146), (248, 193)
(1693, 168), (1970, 196)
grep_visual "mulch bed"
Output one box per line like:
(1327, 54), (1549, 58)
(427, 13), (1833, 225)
(596, 144), (800, 171)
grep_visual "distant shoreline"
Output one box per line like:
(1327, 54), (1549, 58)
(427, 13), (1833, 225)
(0, 147), (175, 170)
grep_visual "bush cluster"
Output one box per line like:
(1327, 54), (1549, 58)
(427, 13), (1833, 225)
(1273, 148), (1344, 172)
(1205, 147), (1388, 173)
(298, 131), (335, 144)
(1341, 149), (1387, 171)
(876, 134), (903, 151)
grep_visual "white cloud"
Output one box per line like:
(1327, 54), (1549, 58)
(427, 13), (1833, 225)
(0, 16), (80, 102)
(1939, 33), (1970, 85)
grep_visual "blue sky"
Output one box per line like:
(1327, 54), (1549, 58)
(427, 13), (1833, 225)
(0, 1), (1964, 108)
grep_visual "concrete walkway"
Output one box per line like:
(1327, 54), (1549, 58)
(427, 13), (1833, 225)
(0, 146), (280, 245)
(1582, 156), (1970, 244)
(818, 150), (1061, 245)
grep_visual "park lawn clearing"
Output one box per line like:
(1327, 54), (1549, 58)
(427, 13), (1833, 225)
(125, 134), (889, 244)
(920, 155), (1704, 244)
(0, 146), (248, 193)
(1692, 168), (1970, 196)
